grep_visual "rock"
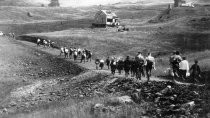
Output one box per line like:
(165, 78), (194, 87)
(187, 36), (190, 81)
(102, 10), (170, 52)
(107, 96), (133, 106)
(94, 91), (104, 97)
(131, 92), (141, 102)
(2, 108), (7, 113)
(181, 101), (195, 110)
(9, 101), (17, 107)
(79, 95), (84, 98)
(22, 79), (27, 82)
(93, 103), (104, 109)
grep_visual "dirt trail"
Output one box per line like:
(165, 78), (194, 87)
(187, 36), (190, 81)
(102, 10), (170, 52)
(19, 40), (207, 87)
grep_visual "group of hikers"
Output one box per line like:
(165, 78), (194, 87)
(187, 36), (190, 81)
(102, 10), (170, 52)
(37, 38), (92, 63)
(60, 47), (92, 63)
(95, 51), (202, 83)
(169, 51), (201, 83)
(1, 32), (16, 39)
(95, 52), (156, 81)
(37, 38), (55, 48)
(37, 38), (202, 83)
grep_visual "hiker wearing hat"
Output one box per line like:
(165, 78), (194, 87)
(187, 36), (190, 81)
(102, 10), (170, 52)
(124, 56), (131, 77)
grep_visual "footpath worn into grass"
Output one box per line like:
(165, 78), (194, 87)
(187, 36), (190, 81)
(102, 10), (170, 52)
(19, 40), (206, 86)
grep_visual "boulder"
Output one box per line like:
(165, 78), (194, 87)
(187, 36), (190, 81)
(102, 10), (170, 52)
(107, 96), (133, 106)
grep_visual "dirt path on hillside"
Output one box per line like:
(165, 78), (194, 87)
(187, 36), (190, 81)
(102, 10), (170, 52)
(18, 40), (172, 82)
(18, 40), (208, 87)
(19, 40), (203, 85)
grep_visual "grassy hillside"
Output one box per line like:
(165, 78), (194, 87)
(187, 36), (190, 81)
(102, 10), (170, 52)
(0, 4), (162, 34)
(17, 5), (210, 77)
(0, 0), (49, 7)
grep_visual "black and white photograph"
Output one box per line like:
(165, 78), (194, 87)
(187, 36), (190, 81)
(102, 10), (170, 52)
(0, 0), (209, 117)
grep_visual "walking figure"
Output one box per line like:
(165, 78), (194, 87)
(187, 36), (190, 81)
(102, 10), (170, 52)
(145, 53), (156, 82)
(190, 60), (201, 83)
(124, 56), (131, 77)
(106, 57), (111, 69)
(99, 59), (105, 69)
(95, 59), (100, 70)
(110, 58), (117, 75)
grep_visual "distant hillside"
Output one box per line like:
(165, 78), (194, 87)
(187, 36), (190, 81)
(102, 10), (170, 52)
(0, 0), (50, 7)
(0, 0), (209, 7)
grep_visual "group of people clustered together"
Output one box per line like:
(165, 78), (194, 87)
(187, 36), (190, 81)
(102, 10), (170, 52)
(37, 38), (202, 83)
(95, 52), (156, 81)
(37, 38), (93, 63)
(95, 51), (202, 83)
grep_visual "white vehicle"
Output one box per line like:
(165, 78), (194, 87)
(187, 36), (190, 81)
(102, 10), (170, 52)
(0, 31), (4, 36)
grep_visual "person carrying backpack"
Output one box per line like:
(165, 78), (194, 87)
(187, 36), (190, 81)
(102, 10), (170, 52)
(171, 51), (182, 81)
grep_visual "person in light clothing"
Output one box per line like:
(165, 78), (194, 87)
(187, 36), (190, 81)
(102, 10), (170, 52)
(179, 57), (189, 80)
(99, 59), (105, 70)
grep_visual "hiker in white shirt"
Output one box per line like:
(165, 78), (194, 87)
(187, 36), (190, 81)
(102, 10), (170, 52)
(179, 57), (189, 80)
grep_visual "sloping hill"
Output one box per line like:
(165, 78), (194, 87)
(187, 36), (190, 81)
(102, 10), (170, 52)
(0, 0), (50, 7)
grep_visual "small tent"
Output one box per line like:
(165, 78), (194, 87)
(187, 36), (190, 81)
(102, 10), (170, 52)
(93, 10), (119, 27)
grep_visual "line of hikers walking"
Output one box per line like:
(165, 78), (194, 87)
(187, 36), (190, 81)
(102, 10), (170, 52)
(37, 38), (202, 83)
(96, 51), (202, 83)
(37, 38), (92, 63)
(95, 52), (156, 82)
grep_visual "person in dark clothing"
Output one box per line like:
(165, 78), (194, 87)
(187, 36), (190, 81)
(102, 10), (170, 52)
(110, 58), (117, 75)
(117, 58), (124, 75)
(95, 59), (100, 70)
(135, 56), (145, 80)
(171, 51), (182, 82)
(106, 57), (111, 69)
(130, 58), (137, 77)
(145, 53), (156, 82)
(124, 56), (131, 77)
(190, 60), (201, 83)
